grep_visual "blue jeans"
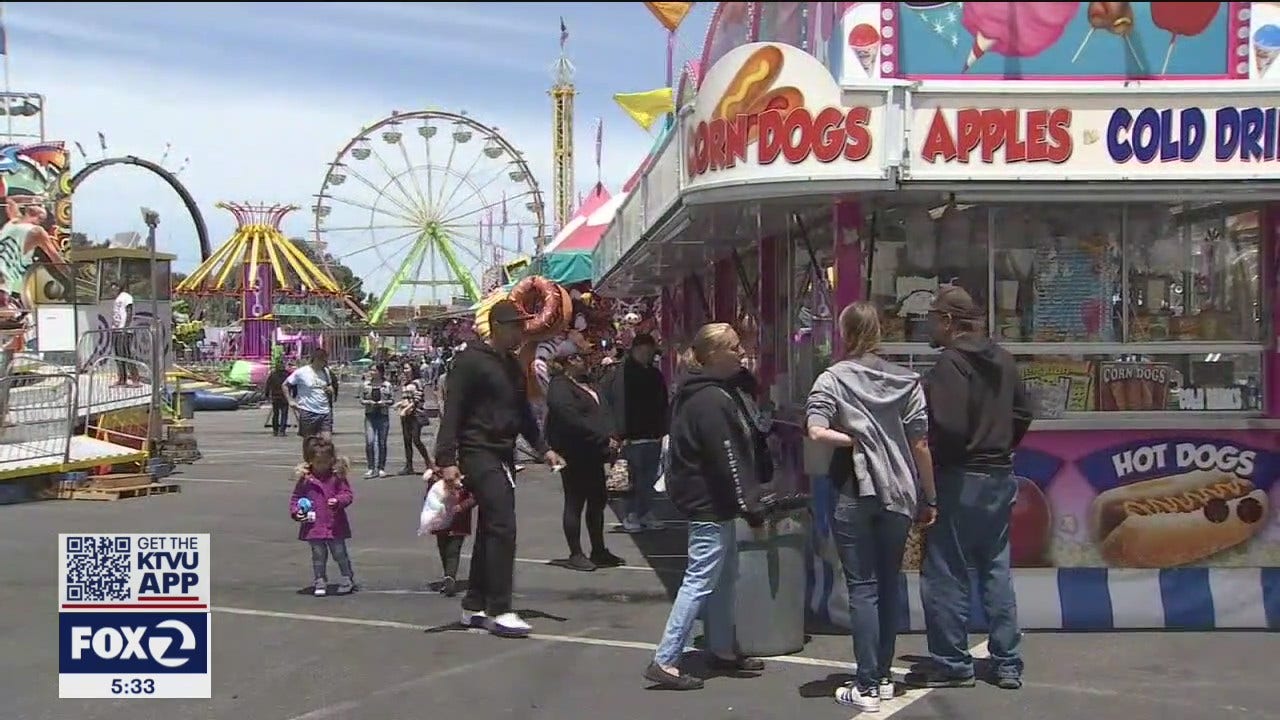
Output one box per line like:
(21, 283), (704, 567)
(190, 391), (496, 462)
(832, 490), (911, 689)
(921, 467), (1023, 680)
(654, 520), (737, 665)
(363, 414), (389, 471)
(623, 441), (662, 518)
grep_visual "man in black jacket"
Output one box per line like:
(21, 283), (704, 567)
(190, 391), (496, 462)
(435, 300), (565, 638)
(906, 286), (1033, 691)
(601, 333), (668, 532)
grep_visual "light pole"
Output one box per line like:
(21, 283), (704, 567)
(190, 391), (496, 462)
(141, 207), (161, 451)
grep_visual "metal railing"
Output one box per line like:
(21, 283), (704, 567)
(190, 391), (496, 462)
(77, 326), (161, 380)
(178, 326), (368, 366)
(81, 355), (153, 416)
(0, 369), (77, 467)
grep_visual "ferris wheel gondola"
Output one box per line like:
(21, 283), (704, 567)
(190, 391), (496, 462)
(314, 110), (546, 325)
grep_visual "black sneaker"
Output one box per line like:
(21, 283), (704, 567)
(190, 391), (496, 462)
(563, 554), (595, 572)
(399, 466), (415, 476)
(440, 576), (458, 597)
(903, 669), (976, 688)
(589, 550), (625, 568)
(707, 654), (765, 672)
(644, 661), (703, 690)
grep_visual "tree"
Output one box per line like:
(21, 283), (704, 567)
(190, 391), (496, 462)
(288, 237), (371, 320)
(68, 232), (110, 249)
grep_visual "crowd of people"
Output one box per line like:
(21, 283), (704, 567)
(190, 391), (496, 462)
(279, 286), (1033, 709)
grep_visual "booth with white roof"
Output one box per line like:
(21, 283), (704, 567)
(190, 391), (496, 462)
(592, 1), (1280, 631)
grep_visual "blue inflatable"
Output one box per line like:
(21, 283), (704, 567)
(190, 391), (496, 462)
(191, 390), (239, 411)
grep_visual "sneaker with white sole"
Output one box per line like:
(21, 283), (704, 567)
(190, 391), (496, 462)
(363, 469), (376, 479)
(313, 578), (327, 597)
(835, 682), (879, 711)
(621, 515), (644, 533)
(377, 469), (387, 478)
(486, 612), (532, 638)
(879, 677), (895, 699)
(461, 609), (487, 628)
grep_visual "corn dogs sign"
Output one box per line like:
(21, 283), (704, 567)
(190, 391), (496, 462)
(684, 42), (889, 190)
(906, 92), (1280, 181)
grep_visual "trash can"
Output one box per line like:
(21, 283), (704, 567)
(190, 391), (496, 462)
(733, 495), (811, 657)
(178, 391), (198, 420)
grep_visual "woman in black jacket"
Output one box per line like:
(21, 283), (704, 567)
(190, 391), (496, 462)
(644, 323), (768, 691)
(545, 342), (625, 572)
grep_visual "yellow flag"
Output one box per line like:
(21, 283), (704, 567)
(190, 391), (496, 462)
(644, 1), (695, 32)
(614, 88), (675, 131)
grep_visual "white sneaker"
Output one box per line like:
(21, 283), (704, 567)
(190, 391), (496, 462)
(363, 469), (376, 479)
(879, 678), (895, 699)
(377, 470), (387, 478)
(621, 515), (643, 533)
(486, 612), (532, 637)
(835, 682), (880, 711)
(461, 609), (487, 628)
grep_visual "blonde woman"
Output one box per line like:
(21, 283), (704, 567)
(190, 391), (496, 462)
(644, 323), (768, 691)
(805, 301), (938, 712)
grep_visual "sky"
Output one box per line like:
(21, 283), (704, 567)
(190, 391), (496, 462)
(6, 1), (712, 303)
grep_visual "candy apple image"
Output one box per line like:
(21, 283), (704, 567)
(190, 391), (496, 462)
(1010, 475), (1053, 566)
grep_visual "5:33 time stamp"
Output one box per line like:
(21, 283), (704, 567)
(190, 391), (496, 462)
(111, 678), (156, 695)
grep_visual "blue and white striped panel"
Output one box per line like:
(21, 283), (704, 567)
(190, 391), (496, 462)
(807, 478), (1280, 630)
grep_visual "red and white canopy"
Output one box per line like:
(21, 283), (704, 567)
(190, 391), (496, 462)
(546, 183), (620, 253)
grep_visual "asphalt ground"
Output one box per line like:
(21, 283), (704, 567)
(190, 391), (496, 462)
(1, 402), (1277, 720)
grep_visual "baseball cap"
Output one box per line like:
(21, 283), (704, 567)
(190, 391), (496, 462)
(930, 285), (983, 320)
(489, 299), (531, 325)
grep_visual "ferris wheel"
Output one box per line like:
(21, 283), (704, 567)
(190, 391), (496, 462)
(313, 110), (546, 324)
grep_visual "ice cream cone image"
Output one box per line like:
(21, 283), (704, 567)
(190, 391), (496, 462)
(848, 22), (881, 76)
(1257, 47), (1279, 76)
(1255, 24), (1280, 78)
(964, 33), (995, 71)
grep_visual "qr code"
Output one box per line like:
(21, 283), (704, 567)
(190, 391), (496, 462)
(64, 535), (132, 602)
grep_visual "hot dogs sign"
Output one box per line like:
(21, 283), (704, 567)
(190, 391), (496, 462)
(1021, 434), (1280, 569)
(684, 42), (890, 191)
(905, 93), (1280, 181)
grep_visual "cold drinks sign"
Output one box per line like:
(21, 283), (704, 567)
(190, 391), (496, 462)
(905, 93), (1280, 181)
(684, 42), (889, 191)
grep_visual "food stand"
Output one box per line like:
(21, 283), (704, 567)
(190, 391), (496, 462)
(593, 2), (1280, 630)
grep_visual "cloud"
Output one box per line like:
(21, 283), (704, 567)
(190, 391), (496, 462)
(9, 10), (661, 307)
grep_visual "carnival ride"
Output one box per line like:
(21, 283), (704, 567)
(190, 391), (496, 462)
(69, 154), (212, 260)
(313, 110), (546, 326)
(172, 202), (347, 409)
(0, 138), (203, 485)
(551, 37), (576, 233)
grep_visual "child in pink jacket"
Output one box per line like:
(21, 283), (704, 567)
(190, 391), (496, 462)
(290, 437), (356, 596)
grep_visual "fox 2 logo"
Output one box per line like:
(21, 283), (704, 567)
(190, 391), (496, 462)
(59, 613), (208, 674)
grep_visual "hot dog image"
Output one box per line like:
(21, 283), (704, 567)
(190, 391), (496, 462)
(713, 45), (786, 120)
(709, 45), (807, 145)
(1091, 470), (1269, 567)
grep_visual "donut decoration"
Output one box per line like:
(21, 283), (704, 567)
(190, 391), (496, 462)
(509, 275), (571, 342)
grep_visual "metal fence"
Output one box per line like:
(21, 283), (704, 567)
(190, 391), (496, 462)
(0, 365), (77, 469)
(80, 355), (154, 416)
(77, 324), (163, 380)
(176, 326), (369, 366)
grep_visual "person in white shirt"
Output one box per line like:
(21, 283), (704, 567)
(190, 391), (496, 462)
(285, 348), (336, 441)
(110, 280), (140, 386)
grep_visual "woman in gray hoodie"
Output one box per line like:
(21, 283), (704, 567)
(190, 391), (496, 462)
(806, 301), (938, 712)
